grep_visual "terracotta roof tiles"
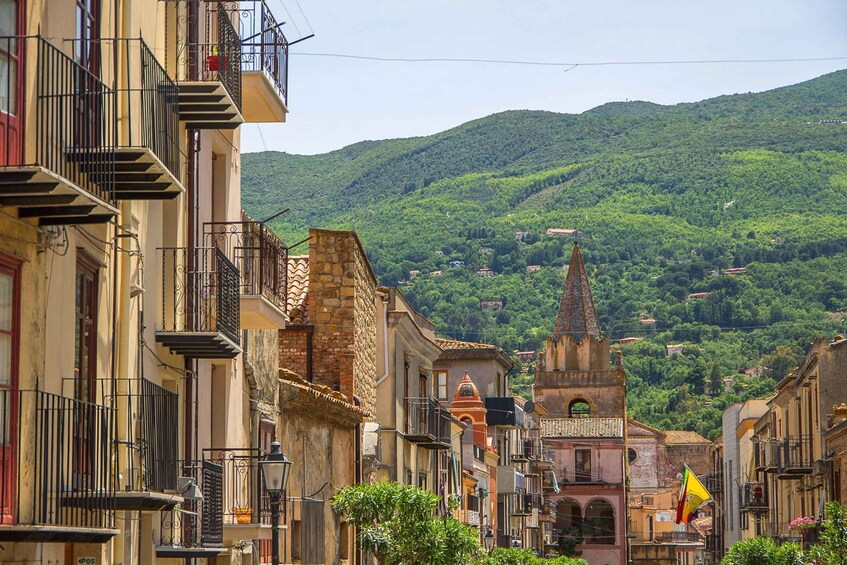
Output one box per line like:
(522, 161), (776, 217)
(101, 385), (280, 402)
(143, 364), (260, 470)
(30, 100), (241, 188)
(664, 430), (711, 445)
(435, 338), (498, 350)
(541, 418), (624, 438)
(287, 255), (309, 323)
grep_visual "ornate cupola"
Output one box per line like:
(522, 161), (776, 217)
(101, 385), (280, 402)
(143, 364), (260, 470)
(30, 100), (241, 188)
(451, 371), (489, 447)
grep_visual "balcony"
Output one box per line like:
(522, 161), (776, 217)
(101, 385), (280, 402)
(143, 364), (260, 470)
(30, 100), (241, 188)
(484, 397), (525, 428)
(0, 389), (117, 542)
(755, 439), (778, 473)
(203, 448), (273, 541)
(156, 246), (242, 358)
(558, 467), (622, 486)
(656, 531), (702, 544)
(777, 436), (813, 478)
(496, 466), (525, 494)
(219, 0), (290, 122)
(739, 481), (768, 513)
(508, 493), (531, 517)
(703, 472), (723, 494)
(0, 36), (117, 225)
(156, 460), (225, 558)
(204, 218), (288, 329)
(163, 0), (243, 128)
(404, 397), (452, 449)
(115, 378), (181, 511)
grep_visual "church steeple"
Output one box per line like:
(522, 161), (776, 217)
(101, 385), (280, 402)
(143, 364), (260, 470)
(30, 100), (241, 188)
(553, 242), (601, 342)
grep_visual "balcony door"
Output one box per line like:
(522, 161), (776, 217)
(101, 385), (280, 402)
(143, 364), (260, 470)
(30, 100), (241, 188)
(0, 254), (19, 523)
(0, 0), (23, 166)
(574, 449), (591, 483)
(73, 255), (98, 488)
(73, 0), (101, 151)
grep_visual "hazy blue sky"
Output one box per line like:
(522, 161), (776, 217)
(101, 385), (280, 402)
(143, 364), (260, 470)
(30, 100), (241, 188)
(245, 0), (847, 155)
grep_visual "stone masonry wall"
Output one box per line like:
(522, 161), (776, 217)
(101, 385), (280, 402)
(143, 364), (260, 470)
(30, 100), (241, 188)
(308, 229), (377, 418)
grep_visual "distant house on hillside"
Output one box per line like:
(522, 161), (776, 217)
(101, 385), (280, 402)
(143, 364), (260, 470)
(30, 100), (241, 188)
(429, 270), (443, 277)
(545, 228), (579, 238)
(409, 269), (420, 279)
(618, 337), (642, 345)
(640, 318), (657, 325)
(449, 260), (465, 268)
(476, 268), (494, 277)
(480, 300), (503, 311)
(666, 344), (685, 356)
(515, 231), (530, 242)
(725, 267), (747, 275)
(687, 292), (713, 300)
(743, 366), (765, 377)
(514, 351), (536, 363)
(478, 247), (494, 254)
(526, 265), (541, 273)
(772, 236), (784, 245)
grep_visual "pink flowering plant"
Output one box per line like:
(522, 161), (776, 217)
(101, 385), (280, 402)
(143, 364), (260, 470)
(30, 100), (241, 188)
(789, 515), (817, 533)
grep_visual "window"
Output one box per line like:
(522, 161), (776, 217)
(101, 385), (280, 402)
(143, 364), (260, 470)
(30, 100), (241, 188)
(74, 0), (99, 72)
(0, 0), (22, 165)
(418, 371), (427, 398)
(583, 498), (615, 545)
(435, 370), (448, 400)
(418, 472), (427, 490)
(575, 449), (591, 483)
(73, 254), (98, 488)
(569, 399), (590, 418)
(0, 254), (19, 524)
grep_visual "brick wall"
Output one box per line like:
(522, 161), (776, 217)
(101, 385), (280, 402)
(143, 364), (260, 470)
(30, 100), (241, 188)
(278, 328), (309, 378)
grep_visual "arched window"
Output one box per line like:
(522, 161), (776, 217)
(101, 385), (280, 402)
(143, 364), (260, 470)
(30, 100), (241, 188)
(628, 448), (638, 464)
(555, 498), (583, 549)
(569, 399), (590, 418)
(584, 499), (615, 545)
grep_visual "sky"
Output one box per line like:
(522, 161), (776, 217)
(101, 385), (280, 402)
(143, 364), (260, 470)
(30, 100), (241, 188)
(244, 0), (847, 155)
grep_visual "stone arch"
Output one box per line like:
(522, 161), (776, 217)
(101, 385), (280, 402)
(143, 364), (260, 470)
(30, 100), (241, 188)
(584, 498), (615, 545)
(568, 398), (591, 418)
(554, 497), (582, 534)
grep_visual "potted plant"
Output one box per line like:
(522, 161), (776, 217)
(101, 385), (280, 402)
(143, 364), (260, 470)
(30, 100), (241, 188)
(234, 507), (252, 524)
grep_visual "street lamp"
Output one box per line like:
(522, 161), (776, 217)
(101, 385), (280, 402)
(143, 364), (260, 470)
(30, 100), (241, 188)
(259, 442), (292, 565)
(484, 527), (495, 554)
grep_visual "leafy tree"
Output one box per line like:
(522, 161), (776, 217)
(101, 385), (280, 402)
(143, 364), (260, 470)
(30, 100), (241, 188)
(762, 345), (800, 382)
(708, 361), (722, 396)
(331, 481), (479, 565)
(808, 501), (847, 565)
(476, 547), (587, 565)
(721, 536), (802, 565)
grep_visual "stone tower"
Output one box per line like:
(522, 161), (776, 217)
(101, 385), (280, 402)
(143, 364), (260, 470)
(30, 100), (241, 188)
(451, 371), (489, 447)
(535, 242), (626, 418)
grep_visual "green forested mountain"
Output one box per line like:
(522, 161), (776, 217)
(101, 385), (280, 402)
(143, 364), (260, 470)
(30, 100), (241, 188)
(243, 70), (847, 439)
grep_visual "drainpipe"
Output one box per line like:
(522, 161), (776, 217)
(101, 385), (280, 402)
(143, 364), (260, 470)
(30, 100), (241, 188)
(375, 289), (390, 387)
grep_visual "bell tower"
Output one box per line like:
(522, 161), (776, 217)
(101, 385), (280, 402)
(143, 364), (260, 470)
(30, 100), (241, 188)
(534, 242), (626, 418)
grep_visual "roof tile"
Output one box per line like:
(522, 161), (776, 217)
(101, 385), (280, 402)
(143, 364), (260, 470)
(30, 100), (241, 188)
(541, 418), (624, 438)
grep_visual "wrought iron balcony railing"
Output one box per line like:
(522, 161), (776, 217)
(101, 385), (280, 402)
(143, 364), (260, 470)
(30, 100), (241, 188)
(156, 459), (225, 558)
(203, 447), (272, 529)
(754, 438), (778, 472)
(0, 389), (116, 542)
(656, 531), (701, 543)
(777, 436), (814, 477)
(404, 397), (452, 449)
(739, 481), (768, 513)
(162, 0), (243, 128)
(0, 35), (117, 225)
(558, 466), (623, 485)
(114, 378), (180, 511)
(156, 246), (242, 358)
(204, 218), (289, 328)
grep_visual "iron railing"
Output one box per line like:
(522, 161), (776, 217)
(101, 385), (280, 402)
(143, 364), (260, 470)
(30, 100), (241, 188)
(0, 389), (115, 530)
(159, 246), (241, 345)
(204, 218), (288, 311)
(0, 35), (115, 203)
(135, 378), (179, 493)
(404, 397), (452, 444)
(558, 466), (623, 485)
(703, 472), (723, 493)
(158, 459), (224, 549)
(162, 0), (242, 109)
(777, 436), (814, 474)
(739, 481), (768, 512)
(203, 447), (272, 526)
(217, 0), (289, 102)
(656, 531), (701, 543)
(754, 438), (778, 472)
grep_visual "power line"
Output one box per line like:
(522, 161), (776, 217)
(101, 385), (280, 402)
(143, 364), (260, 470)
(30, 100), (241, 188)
(292, 53), (847, 68)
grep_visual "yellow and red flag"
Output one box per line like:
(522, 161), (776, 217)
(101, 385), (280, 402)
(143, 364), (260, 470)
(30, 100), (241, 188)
(675, 466), (712, 524)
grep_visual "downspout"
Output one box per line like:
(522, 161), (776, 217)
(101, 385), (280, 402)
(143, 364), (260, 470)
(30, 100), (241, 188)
(375, 289), (389, 387)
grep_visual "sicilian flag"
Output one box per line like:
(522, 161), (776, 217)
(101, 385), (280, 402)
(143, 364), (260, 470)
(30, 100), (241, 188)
(675, 466), (712, 524)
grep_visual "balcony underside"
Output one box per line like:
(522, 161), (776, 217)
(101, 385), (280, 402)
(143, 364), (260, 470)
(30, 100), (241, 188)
(68, 147), (184, 200)
(778, 467), (812, 479)
(113, 491), (183, 511)
(223, 522), (274, 541)
(177, 81), (243, 129)
(241, 294), (288, 329)
(0, 525), (118, 543)
(406, 433), (450, 449)
(156, 545), (225, 558)
(156, 331), (242, 358)
(0, 166), (118, 225)
(242, 70), (288, 123)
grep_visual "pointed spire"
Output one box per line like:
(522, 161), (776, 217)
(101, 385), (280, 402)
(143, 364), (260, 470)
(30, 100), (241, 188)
(553, 242), (601, 341)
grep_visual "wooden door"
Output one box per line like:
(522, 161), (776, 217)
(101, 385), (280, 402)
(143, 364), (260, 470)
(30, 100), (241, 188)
(0, 255), (19, 523)
(0, 0), (23, 165)
(73, 257), (98, 488)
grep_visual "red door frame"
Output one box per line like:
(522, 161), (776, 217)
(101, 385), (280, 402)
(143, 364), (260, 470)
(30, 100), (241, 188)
(0, 0), (26, 166)
(0, 252), (21, 524)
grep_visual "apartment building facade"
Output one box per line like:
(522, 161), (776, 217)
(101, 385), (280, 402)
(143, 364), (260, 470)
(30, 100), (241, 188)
(0, 0), (292, 563)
